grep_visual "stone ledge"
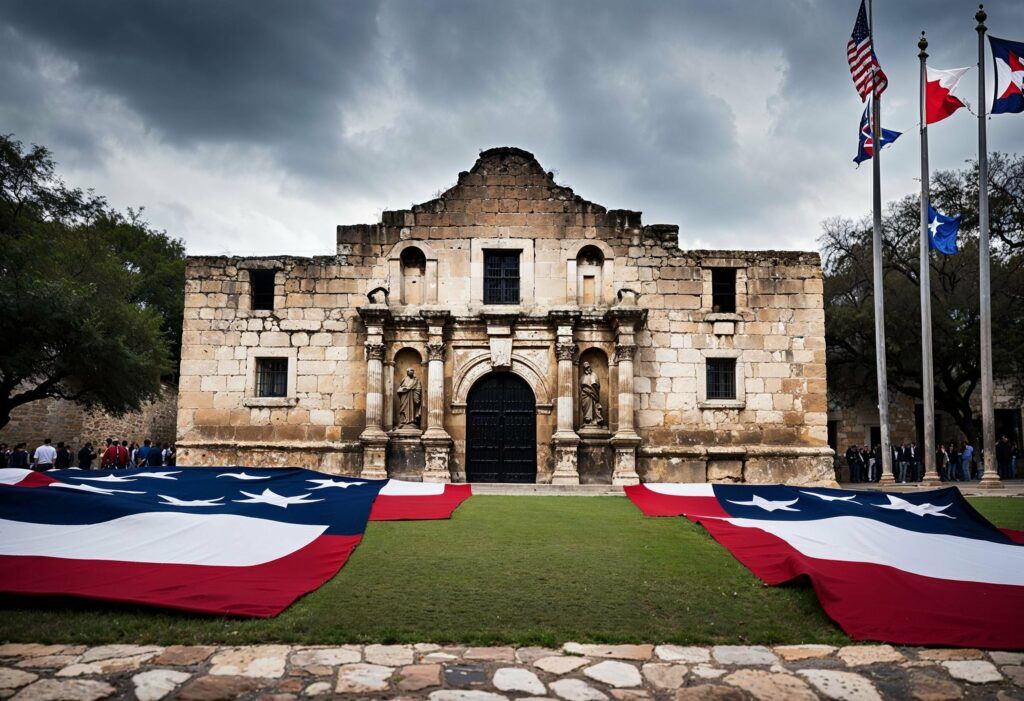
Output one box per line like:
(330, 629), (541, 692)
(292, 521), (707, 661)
(0, 642), (1016, 701)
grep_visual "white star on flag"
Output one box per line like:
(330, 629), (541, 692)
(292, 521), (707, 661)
(216, 472), (271, 481)
(134, 471), (181, 480)
(49, 483), (146, 496)
(71, 474), (139, 483)
(307, 479), (367, 490)
(799, 490), (859, 504)
(874, 495), (954, 519)
(727, 495), (800, 512)
(929, 217), (941, 236)
(234, 489), (324, 508)
(158, 495), (224, 507)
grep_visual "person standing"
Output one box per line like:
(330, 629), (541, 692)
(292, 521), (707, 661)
(54, 442), (72, 469)
(100, 438), (116, 468)
(936, 444), (948, 481)
(144, 440), (161, 467)
(0, 443), (8, 469)
(961, 441), (974, 482)
(845, 444), (862, 483)
(164, 444), (176, 467)
(77, 442), (97, 470)
(118, 440), (130, 468)
(32, 438), (57, 471)
(996, 436), (1012, 479)
(11, 443), (30, 469)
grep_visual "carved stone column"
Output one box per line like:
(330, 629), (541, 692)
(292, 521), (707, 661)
(420, 310), (452, 483)
(358, 305), (391, 479)
(549, 308), (581, 484)
(383, 359), (395, 432)
(609, 305), (646, 486)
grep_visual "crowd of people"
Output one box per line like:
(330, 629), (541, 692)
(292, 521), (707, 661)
(0, 437), (176, 470)
(843, 435), (1020, 483)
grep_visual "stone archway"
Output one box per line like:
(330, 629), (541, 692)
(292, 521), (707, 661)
(465, 372), (537, 483)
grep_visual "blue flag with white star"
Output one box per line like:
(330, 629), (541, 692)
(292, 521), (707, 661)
(928, 205), (960, 255)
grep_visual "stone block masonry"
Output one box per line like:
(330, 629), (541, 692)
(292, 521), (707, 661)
(176, 147), (833, 484)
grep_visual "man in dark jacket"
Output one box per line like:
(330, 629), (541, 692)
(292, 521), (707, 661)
(996, 436), (1012, 479)
(845, 445), (863, 483)
(77, 443), (97, 469)
(54, 442), (72, 469)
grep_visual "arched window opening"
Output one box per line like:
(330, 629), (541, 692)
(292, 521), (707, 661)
(576, 245), (604, 306)
(400, 247), (427, 305)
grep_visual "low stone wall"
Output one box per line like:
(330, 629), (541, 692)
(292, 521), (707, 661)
(0, 383), (178, 450)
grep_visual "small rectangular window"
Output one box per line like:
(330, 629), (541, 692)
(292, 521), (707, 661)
(711, 268), (737, 313)
(256, 358), (288, 397)
(706, 358), (736, 400)
(483, 250), (520, 305)
(250, 269), (276, 311)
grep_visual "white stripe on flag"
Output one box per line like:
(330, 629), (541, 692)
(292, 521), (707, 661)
(644, 483), (715, 497)
(0, 513), (327, 566)
(0, 469), (33, 485)
(379, 479), (446, 496)
(726, 516), (1024, 586)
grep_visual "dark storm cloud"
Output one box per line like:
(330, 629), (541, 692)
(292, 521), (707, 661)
(2, 0), (1023, 252)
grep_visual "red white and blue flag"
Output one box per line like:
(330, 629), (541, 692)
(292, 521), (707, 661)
(854, 100), (900, 165)
(990, 36), (1024, 115)
(847, 0), (888, 101)
(626, 483), (1024, 649)
(0, 467), (469, 617)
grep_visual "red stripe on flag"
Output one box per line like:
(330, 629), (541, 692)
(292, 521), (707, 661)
(0, 534), (361, 618)
(694, 517), (1024, 649)
(369, 484), (472, 521)
(1001, 528), (1024, 545)
(623, 485), (730, 518)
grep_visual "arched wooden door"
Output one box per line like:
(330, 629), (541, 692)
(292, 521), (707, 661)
(465, 373), (537, 483)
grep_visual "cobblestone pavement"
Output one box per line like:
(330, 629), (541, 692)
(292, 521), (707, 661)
(1, 642), (1022, 701)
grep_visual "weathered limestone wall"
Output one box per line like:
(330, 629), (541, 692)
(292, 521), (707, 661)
(176, 147), (832, 483)
(0, 383), (178, 450)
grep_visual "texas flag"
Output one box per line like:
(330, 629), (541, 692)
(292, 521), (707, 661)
(925, 66), (970, 124)
(990, 36), (1024, 114)
(0, 467), (470, 616)
(626, 483), (1024, 649)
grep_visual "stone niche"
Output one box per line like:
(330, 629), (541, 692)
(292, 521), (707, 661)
(576, 346), (612, 482)
(388, 346), (426, 479)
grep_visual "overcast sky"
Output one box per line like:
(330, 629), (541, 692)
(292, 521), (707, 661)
(2, 1), (1022, 256)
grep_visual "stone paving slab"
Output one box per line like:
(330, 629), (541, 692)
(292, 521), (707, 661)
(0, 643), (1022, 700)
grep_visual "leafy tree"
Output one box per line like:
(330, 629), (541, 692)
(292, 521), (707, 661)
(822, 154), (1024, 444)
(0, 134), (185, 430)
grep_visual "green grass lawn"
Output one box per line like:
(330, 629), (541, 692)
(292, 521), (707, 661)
(0, 496), (1020, 646)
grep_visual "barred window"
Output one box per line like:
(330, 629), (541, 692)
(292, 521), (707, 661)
(256, 358), (288, 397)
(484, 250), (520, 305)
(711, 267), (737, 313)
(250, 269), (276, 311)
(706, 358), (736, 400)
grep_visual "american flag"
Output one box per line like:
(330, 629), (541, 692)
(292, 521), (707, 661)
(0, 466), (470, 616)
(626, 483), (1024, 648)
(847, 0), (888, 101)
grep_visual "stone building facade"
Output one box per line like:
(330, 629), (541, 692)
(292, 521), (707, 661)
(176, 147), (833, 485)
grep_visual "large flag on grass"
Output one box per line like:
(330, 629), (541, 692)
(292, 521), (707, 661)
(0, 467), (470, 617)
(626, 483), (1024, 649)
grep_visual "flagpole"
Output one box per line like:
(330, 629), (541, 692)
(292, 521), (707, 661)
(869, 0), (895, 485)
(918, 33), (940, 486)
(975, 5), (1002, 488)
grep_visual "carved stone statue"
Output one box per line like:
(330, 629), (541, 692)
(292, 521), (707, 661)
(579, 361), (605, 427)
(396, 368), (422, 428)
